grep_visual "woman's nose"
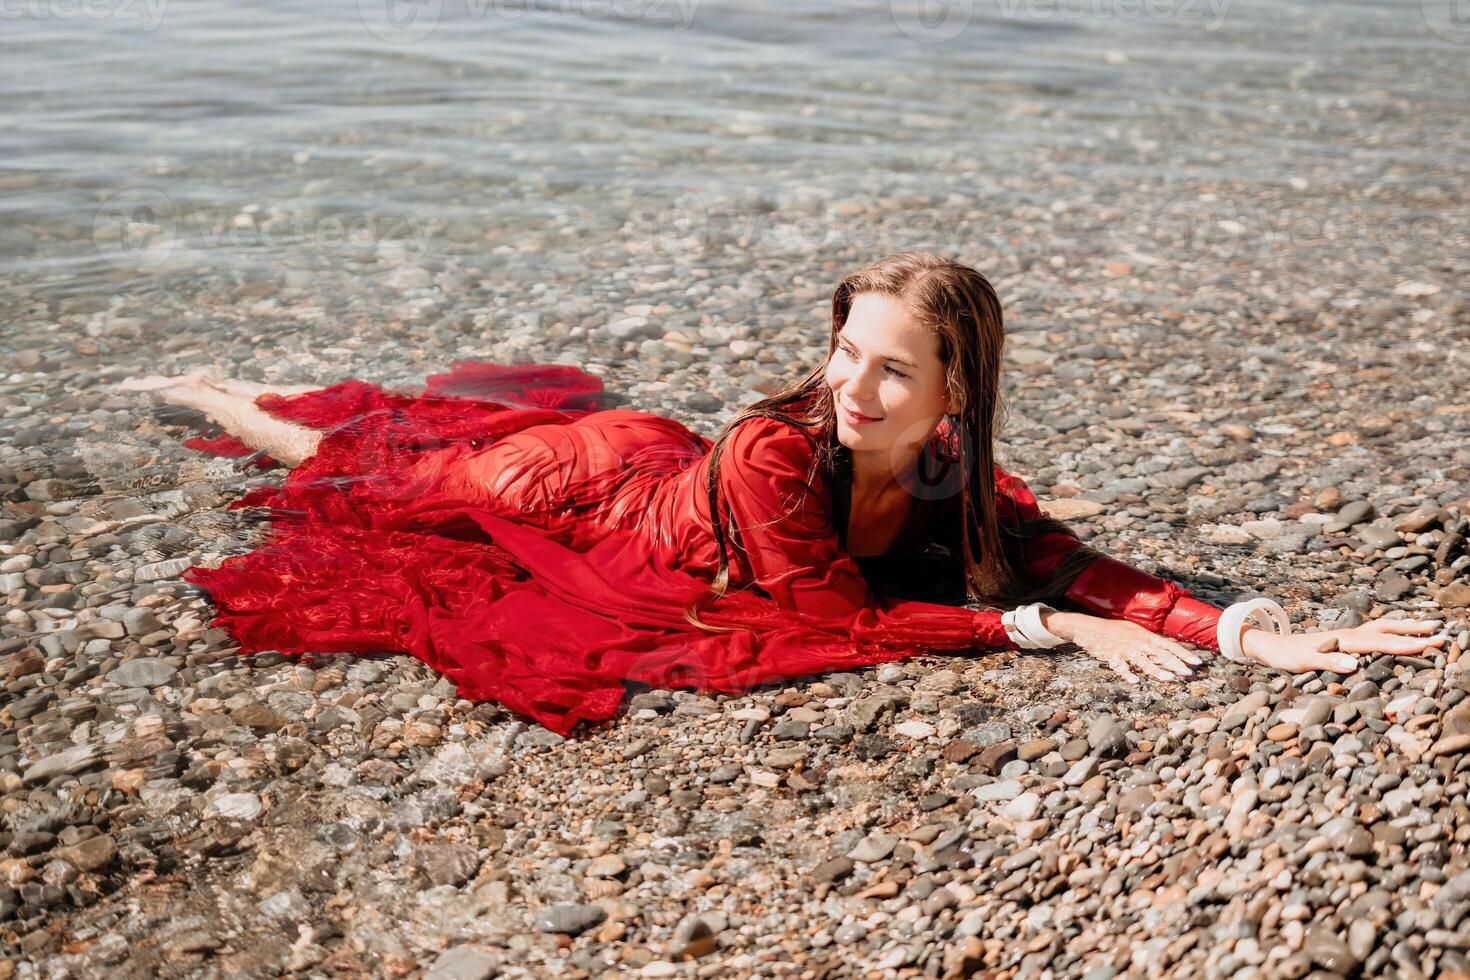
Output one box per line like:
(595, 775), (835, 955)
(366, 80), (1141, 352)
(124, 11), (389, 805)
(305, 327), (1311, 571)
(846, 365), (881, 400)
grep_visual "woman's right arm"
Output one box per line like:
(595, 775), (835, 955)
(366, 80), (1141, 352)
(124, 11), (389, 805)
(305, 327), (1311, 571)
(995, 466), (1224, 650)
(990, 466), (1209, 681)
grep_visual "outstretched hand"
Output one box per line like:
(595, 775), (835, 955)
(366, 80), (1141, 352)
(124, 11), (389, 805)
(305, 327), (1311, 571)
(1054, 615), (1203, 684)
(1239, 615), (1448, 674)
(1044, 610), (1450, 684)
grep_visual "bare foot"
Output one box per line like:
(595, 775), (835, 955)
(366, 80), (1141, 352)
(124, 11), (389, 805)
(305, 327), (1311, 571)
(115, 367), (223, 395)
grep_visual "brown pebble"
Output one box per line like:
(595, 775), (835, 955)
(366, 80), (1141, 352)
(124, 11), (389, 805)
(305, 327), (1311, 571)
(1059, 739), (1090, 762)
(787, 770), (821, 792)
(942, 739), (980, 764)
(1428, 734), (1470, 760)
(8, 658), (43, 679)
(974, 741), (1018, 774)
(857, 880), (900, 900)
(1018, 738), (1056, 762)
(1268, 723), (1299, 742)
(1077, 775), (1108, 805)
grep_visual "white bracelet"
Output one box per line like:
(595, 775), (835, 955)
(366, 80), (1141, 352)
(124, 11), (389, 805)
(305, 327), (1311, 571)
(1003, 603), (1067, 649)
(1000, 609), (1032, 648)
(1017, 603), (1068, 648)
(1217, 598), (1292, 664)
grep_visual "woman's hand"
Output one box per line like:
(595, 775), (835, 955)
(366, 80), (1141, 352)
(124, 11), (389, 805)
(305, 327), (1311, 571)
(1238, 615), (1448, 674)
(1040, 610), (1202, 684)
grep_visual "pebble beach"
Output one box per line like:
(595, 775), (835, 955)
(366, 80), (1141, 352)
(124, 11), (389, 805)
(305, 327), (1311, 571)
(3, 1), (1470, 977)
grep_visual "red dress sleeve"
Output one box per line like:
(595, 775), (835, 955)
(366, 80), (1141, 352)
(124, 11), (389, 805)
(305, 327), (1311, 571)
(995, 468), (1224, 652)
(717, 417), (1016, 653)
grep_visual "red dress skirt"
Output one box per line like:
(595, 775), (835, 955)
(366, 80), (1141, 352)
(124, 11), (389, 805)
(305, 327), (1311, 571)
(181, 360), (1223, 735)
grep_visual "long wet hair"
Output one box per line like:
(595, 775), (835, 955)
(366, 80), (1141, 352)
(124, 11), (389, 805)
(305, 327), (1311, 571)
(682, 251), (1104, 631)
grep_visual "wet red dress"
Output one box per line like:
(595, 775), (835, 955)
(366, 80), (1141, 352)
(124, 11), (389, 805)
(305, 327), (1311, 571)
(180, 360), (1224, 736)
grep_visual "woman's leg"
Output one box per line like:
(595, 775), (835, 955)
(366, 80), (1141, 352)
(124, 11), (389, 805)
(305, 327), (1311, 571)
(116, 371), (325, 468)
(207, 377), (324, 400)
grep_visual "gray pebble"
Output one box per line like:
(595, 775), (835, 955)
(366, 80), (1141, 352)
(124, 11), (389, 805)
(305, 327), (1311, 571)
(534, 903), (606, 936)
(108, 659), (178, 688)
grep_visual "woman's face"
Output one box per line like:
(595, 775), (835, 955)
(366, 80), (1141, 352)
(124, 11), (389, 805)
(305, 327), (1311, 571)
(824, 291), (956, 455)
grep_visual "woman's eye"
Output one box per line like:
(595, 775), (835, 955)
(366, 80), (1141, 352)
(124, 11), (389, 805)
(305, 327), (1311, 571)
(839, 345), (906, 379)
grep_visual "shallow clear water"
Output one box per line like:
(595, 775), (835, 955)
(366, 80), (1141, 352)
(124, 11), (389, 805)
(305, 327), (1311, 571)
(3, 0), (1464, 305)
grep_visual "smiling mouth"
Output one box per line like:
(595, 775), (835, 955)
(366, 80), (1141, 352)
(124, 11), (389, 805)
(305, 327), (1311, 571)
(843, 403), (881, 421)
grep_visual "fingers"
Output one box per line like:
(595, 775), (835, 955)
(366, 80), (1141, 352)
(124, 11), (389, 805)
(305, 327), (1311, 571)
(1089, 641), (1196, 684)
(1146, 642), (1198, 678)
(1334, 634), (1378, 654)
(1128, 651), (1182, 683)
(1075, 625), (1204, 684)
(115, 375), (174, 393)
(1154, 638), (1203, 668)
(1288, 649), (1361, 674)
(1101, 654), (1139, 685)
(1338, 632), (1447, 656)
(1363, 617), (1443, 635)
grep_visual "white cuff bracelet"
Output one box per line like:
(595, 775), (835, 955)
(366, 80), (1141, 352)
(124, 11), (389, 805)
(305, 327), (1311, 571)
(1016, 602), (1068, 648)
(1003, 603), (1067, 649)
(1217, 597), (1292, 665)
(1000, 609), (1032, 648)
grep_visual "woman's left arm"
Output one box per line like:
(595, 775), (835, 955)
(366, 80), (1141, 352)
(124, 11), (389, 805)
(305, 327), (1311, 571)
(998, 470), (1449, 671)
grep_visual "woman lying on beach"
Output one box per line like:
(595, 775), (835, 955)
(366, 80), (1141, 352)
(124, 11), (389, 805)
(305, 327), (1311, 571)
(116, 251), (1446, 735)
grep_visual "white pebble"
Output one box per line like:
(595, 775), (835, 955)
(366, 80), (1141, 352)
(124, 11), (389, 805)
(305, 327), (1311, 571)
(206, 793), (264, 821)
